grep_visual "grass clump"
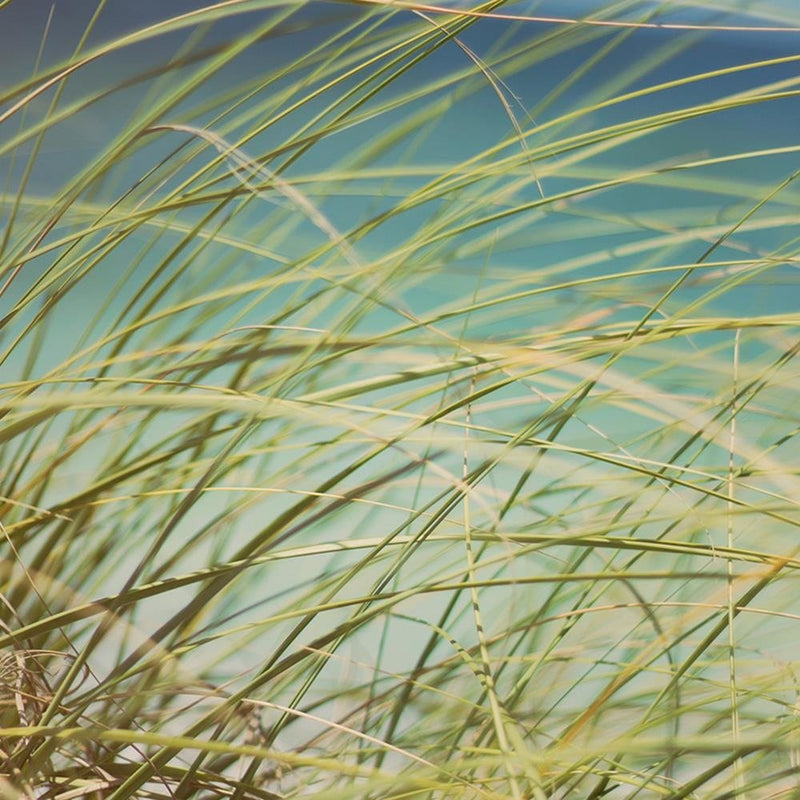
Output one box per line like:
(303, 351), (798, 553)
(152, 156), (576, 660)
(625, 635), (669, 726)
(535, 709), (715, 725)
(1, 1), (800, 797)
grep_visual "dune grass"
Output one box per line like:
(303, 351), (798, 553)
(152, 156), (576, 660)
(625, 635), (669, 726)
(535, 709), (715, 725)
(1, 1), (800, 797)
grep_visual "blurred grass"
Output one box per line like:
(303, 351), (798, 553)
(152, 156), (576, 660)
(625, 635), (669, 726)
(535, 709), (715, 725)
(1, 1), (800, 798)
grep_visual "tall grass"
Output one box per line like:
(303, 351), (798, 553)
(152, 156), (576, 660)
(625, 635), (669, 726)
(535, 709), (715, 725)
(1, 1), (800, 797)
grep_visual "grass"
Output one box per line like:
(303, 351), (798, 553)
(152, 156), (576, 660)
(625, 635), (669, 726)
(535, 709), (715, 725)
(1, 0), (800, 797)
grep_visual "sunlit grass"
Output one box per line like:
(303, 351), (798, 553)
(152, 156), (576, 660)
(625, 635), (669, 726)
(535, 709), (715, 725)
(1, 1), (799, 798)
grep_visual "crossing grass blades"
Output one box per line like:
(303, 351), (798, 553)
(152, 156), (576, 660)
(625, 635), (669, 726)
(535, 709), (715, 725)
(1, 1), (800, 798)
